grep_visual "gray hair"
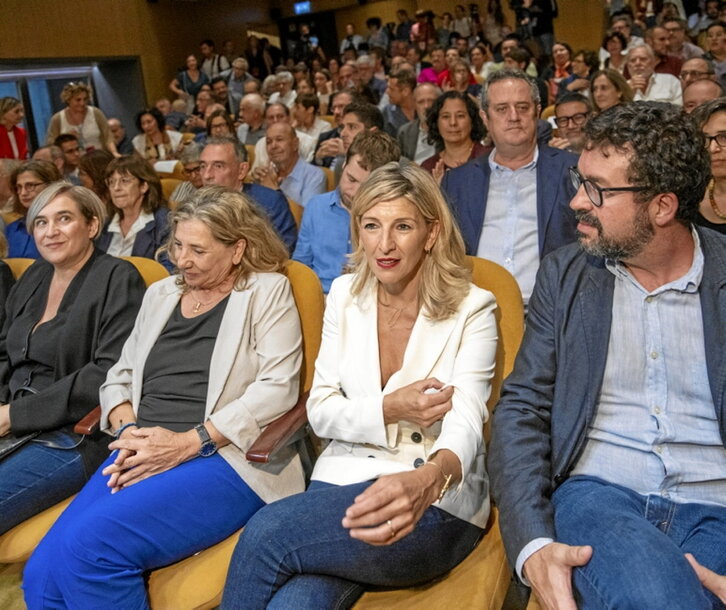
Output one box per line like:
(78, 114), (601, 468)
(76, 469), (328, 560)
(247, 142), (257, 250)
(203, 136), (247, 163)
(626, 44), (654, 62)
(28, 181), (106, 240)
(356, 55), (375, 68)
(179, 141), (202, 165)
(232, 57), (249, 71)
(241, 93), (265, 113)
(481, 68), (540, 110)
(276, 71), (294, 84)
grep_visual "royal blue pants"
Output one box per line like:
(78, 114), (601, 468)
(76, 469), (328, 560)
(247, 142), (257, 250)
(552, 476), (726, 609)
(23, 452), (264, 610)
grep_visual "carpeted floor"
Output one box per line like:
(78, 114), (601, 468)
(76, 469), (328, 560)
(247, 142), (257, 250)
(0, 563), (24, 609)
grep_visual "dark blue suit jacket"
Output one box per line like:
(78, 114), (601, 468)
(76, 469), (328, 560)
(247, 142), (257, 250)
(441, 144), (579, 258)
(243, 183), (297, 254)
(96, 207), (172, 271)
(488, 227), (726, 570)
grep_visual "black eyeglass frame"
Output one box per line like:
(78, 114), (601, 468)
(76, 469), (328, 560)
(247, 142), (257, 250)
(569, 166), (647, 208)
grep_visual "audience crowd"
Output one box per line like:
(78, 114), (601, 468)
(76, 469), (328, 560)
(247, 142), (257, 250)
(1, 1), (726, 608)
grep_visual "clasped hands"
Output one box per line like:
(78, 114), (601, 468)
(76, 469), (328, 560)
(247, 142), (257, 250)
(103, 426), (198, 493)
(250, 164), (280, 190)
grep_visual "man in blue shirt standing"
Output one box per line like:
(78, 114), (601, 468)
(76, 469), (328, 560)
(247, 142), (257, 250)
(489, 102), (726, 609)
(293, 131), (400, 292)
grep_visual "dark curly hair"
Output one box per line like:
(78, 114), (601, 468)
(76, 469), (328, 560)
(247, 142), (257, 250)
(426, 91), (486, 150)
(584, 102), (709, 225)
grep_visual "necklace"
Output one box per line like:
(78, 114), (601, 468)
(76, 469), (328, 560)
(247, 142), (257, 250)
(708, 178), (726, 220)
(378, 298), (417, 329)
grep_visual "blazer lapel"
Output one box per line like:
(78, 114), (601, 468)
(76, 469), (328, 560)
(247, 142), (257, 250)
(536, 146), (559, 257)
(576, 259), (614, 422)
(698, 229), (726, 428)
(385, 312), (459, 391)
(349, 287), (383, 392)
(206, 287), (249, 416)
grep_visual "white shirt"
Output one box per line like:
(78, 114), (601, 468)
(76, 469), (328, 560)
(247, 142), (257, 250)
(269, 90), (297, 109)
(106, 211), (154, 257)
(632, 72), (683, 105)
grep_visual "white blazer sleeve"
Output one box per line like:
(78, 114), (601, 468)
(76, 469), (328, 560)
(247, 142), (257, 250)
(430, 289), (498, 484)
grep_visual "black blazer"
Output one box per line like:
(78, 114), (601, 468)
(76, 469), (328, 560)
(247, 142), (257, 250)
(0, 250), (145, 473)
(96, 207), (172, 270)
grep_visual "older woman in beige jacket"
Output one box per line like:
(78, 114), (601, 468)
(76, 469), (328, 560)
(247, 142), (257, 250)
(23, 186), (304, 608)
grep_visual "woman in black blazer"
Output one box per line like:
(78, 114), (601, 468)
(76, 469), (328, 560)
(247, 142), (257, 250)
(0, 181), (145, 535)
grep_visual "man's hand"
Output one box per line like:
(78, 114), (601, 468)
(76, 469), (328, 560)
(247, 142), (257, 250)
(549, 136), (570, 150)
(315, 137), (344, 160)
(0, 404), (10, 437)
(686, 553), (726, 603)
(524, 542), (593, 610)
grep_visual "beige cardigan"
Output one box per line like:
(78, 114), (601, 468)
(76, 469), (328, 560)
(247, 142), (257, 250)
(99, 272), (306, 503)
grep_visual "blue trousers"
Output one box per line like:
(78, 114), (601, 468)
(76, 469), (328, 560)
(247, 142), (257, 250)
(221, 480), (484, 610)
(0, 431), (87, 535)
(552, 476), (726, 610)
(23, 452), (264, 610)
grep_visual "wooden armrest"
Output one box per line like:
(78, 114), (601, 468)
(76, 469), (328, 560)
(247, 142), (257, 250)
(246, 392), (309, 463)
(74, 405), (102, 435)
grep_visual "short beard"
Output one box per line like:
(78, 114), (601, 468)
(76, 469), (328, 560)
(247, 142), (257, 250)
(575, 208), (654, 260)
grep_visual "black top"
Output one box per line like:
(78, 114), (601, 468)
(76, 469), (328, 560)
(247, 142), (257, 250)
(0, 262), (15, 332)
(5, 293), (66, 401)
(137, 296), (229, 432)
(695, 212), (726, 235)
(0, 249), (145, 474)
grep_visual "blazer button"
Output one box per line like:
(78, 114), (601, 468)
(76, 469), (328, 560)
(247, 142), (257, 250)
(554, 474), (566, 484)
(411, 432), (422, 443)
(413, 458), (424, 468)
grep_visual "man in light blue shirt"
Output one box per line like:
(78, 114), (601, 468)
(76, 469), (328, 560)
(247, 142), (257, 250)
(490, 102), (726, 608)
(293, 131), (401, 292)
(251, 123), (326, 208)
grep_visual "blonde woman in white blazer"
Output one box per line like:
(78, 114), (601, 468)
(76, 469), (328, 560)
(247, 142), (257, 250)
(222, 162), (498, 609)
(24, 186), (304, 609)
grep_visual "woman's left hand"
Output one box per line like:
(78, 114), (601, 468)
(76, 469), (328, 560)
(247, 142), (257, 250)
(341, 467), (440, 546)
(104, 426), (197, 489)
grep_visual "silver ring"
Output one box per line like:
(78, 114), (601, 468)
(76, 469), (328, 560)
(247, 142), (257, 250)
(386, 519), (396, 538)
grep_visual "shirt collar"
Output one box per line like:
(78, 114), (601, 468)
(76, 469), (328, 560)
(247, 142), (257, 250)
(108, 210), (154, 235)
(605, 227), (704, 295)
(488, 145), (539, 173)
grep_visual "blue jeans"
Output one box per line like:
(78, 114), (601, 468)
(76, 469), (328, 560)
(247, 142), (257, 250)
(23, 452), (264, 610)
(552, 476), (726, 610)
(0, 431), (87, 535)
(221, 480), (483, 610)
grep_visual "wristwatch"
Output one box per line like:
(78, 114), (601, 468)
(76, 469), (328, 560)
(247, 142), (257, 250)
(194, 424), (217, 457)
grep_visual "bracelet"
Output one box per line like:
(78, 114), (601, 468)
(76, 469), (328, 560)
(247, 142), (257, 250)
(427, 460), (453, 502)
(114, 422), (138, 439)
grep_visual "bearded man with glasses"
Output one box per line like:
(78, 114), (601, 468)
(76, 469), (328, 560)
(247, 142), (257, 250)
(490, 101), (726, 609)
(549, 93), (592, 154)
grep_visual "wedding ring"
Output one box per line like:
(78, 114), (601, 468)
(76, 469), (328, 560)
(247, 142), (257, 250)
(387, 519), (396, 539)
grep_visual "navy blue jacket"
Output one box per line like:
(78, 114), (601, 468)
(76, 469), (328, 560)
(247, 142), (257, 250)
(96, 207), (172, 271)
(441, 144), (579, 259)
(488, 227), (726, 570)
(243, 183), (297, 254)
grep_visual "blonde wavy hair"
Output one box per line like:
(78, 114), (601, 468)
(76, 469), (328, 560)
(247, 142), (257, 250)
(160, 186), (288, 290)
(60, 82), (93, 105)
(348, 162), (471, 321)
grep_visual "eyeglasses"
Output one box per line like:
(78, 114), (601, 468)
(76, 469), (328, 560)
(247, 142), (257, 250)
(680, 70), (713, 80)
(16, 181), (44, 193)
(704, 132), (726, 148)
(183, 165), (202, 175)
(569, 167), (647, 208)
(555, 112), (590, 128)
(106, 176), (138, 188)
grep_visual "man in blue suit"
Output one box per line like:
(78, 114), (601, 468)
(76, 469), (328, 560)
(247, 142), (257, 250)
(200, 136), (297, 253)
(489, 103), (726, 608)
(442, 69), (578, 305)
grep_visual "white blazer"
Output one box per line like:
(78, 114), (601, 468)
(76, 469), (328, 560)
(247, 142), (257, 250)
(308, 274), (498, 528)
(100, 272), (305, 503)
